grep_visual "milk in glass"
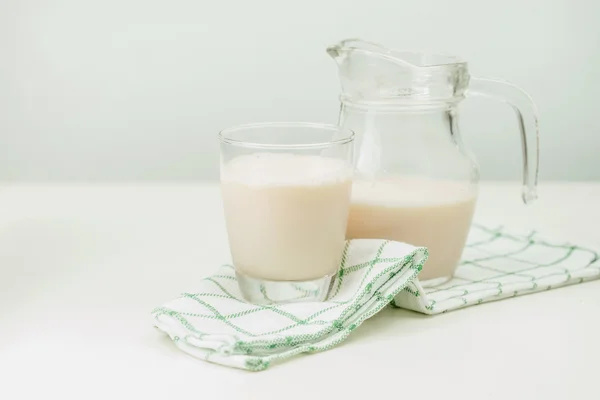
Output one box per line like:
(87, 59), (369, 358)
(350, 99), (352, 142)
(221, 153), (352, 281)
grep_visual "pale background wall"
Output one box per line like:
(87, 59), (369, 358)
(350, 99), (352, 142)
(0, 0), (598, 182)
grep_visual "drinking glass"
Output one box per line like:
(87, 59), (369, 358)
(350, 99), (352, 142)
(219, 122), (354, 304)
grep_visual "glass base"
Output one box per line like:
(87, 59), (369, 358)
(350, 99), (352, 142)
(236, 270), (336, 305)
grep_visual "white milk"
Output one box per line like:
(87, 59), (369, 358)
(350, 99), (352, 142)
(221, 153), (352, 281)
(347, 177), (477, 280)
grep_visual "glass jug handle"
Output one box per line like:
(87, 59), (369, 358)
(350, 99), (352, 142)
(468, 77), (540, 204)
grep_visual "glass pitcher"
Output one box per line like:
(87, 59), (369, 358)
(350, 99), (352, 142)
(327, 39), (540, 282)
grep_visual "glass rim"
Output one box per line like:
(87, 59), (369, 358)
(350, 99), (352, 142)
(218, 122), (355, 150)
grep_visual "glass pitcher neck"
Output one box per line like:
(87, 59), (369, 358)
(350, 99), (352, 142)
(339, 97), (462, 111)
(328, 38), (470, 105)
(339, 105), (462, 143)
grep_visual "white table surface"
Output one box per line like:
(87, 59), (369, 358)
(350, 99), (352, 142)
(1, 182), (599, 400)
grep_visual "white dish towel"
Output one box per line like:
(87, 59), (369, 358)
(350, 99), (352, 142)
(152, 224), (599, 371)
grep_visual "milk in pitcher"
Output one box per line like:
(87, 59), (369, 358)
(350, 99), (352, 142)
(346, 177), (477, 280)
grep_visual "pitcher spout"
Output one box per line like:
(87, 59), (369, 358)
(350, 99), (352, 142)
(326, 38), (470, 104)
(326, 39), (393, 63)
